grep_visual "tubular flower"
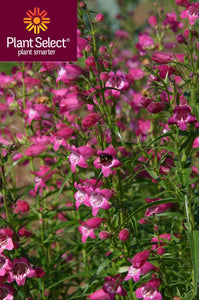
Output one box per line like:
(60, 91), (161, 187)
(7, 258), (35, 286)
(94, 147), (121, 177)
(0, 284), (15, 300)
(135, 278), (162, 300)
(103, 276), (127, 300)
(78, 217), (104, 243)
(180, 2), (199, 25)
(69, 145), (94, 173)
(105, 71), (130, 98)
(168, 104), (196, 130)
(0, 229), (14, 253)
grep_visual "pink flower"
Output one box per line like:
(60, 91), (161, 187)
(60, 92), (85, 113)
(78, 217), (104, 243)
(32, 165), (55, 194)
(153, 65), (176, 79)
(0, 254), (13, 276)
(145, 198), (174, 217)
(82, 112), (100, 128)
(175, 0), (190, 7)
(148, 15), (158, 27)
(74, 183), (91, 210)
(151, 52), (173, 64)
(119, 229), (129, 241)
(180, 3), (199, 25)
(147, 102), (165, 114)
(0, 229), (14, 253)
(135, 278), (162, 300)
(151, 233), (172, 252)
(77, 37), (89, 57)
(88, 188), (112, 216)
(88, 288), (108, 300)
(115, 30), (130, 39)
(128, 68), (145, 81)
(14, 200), (30, 214)
(163, 12), (183, 32)
(103, 276), (127, 300)
(99, 231), (111, 240)
(124, 261), (157, 282)
(0, 284), (15, 300)
(95, 13), (105, 23)
(136, 32), (155, 56)
(22, 104), (49, 126)
(74, 179), (103, 209)
(25, 144), (46, 157)
(193, 137), (199, 148)
(105, 71), (130, 98)
(0, 74), (15, 89)
(56, 64), (82, 84)
(7, 258), (35, 286)
(94, 147), (121, 177)
(51, 127), (74, 151)
(69, 145), (94, 173)
(129, 250), (150, 268)
(168, 100), (196, 130)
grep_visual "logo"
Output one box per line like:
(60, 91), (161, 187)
(23, 7), (51, 34)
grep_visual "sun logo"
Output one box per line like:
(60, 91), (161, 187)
(23, 7), (51, 34)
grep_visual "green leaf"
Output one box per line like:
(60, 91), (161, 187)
(188, 230), (199, 296)
(54, 170), (73, 201)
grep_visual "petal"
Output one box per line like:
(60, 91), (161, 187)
(102, 166), (112, 177)
(135, 287), (143, 299)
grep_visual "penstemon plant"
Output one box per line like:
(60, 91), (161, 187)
(0, 0), (199, 299)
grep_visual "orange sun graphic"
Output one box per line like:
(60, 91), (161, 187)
(23, 7), (51, 34)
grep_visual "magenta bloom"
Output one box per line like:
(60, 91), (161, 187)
(119, 228), (129, 241)
(69, 145), (94, 173)
(175, 0), (190, 7)
(180, 3), (199, 25)
(103, 276), (127, 300)
(136, 32), (155, 56)
(14, 200), (30, 214)
(135, 278), (162, 300)
(124, 250), (157, 282)
(60, 92), (85, 113)
(89, 188), (112, 216)
(0, 229), (14, 253)
(78, 217), (104, 243)
(7, 258), (35, 286)
(145, 198), (174, 217)
(129, 250), (150, 268)
(87, 288), (108, 300)
(74, 179), (103, 209)
(151, 233), (172, 252)
(51, 127), (74, 151)
(151, 52), (173, 64)
(0, 254), (13, 276)
(163, 12), (183, 32)
(168, 104), (196, 130)
(82, 112), (100, 128)
(22, 104), (49, 126)
(56, 64), (82, 84)
(94, 147), (121, 177)
(124, 262), (157, 282)
(105, 71), (130, 98)
(25, 144), (46, 157)
(0, 284), (15, 300)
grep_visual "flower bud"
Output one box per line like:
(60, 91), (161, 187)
(176, 34), (185, 44)
(95, 13), (105, 23)
(148, 15), (158, 27)
(99, 231), (111, 240)
(119, 228), (129, 241)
